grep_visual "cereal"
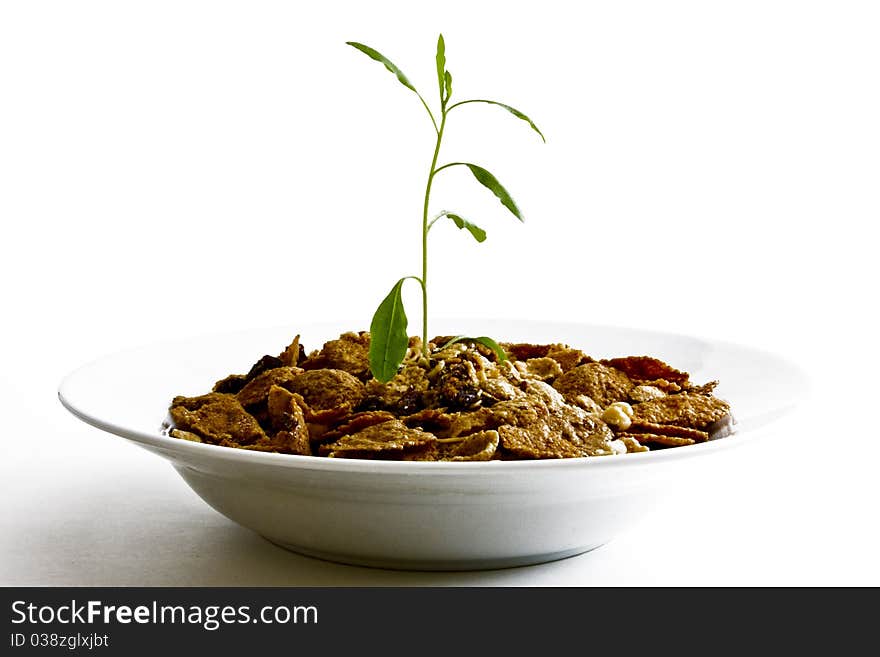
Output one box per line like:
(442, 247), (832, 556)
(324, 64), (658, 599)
(600, 356), (690, 387)
(320, 410), (397, 441)
(630, 393), (730, 430)
(553, 363), (633, 408)
(167, 332), (732, 460)
(319, 420), (437, 459)
(278, 334), (306, 367)
(284, 368), (365, 411)
(523, 357), (564, 381)
(170, 393), (267, 445)
(628, 420), (709, 443)
(300, 331), (371, 380)
(602, 402), (634, 430)
(619, 432), (697, 448)
(440, 430), (500, 461)
(235, 367), (302, 408)
(629, 385), (666, 403)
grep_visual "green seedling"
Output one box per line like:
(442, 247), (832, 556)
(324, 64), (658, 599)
(346, 35), (544, 382)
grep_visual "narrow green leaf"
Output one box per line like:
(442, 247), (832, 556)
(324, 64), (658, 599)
(346, 41), (417, 94)
(439, 335), (467, 349)
(438, 335), (508, 362)
(473, 336), (508, 362)
(446, 213), (487, 242)
(369, 278), (410, 382)
(444, 71), (453, 101)
(463, 164), (524, 221)
(458, 100), (545, 142)
(435, 34), (446, 102)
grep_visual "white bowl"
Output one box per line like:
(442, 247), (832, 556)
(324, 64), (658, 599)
(58, 319), (807, 570)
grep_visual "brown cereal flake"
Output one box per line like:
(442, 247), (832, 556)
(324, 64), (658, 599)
(284, 368), (365, 411)
(523, 357), (564, 381)
(600, 356), (690, 387)
(298, 406), (352, 443)
(271, 428), (312, 455)
(278, 335), (306, 367)
(631, 393), (731, 430)
(489, 398), (545, 429)
(629, 385), (667, 403)
(435, 359), (482, 410)
(266, 385), (295, 431)
(213, 351), (287, 394)
(619, 432), (696, 448)
(402, 408), (454, 434)
(363, 365), (429, 414)
(480, 376), (524, 403)
(552, 363), (633, 408)
(236, 367), (302, 408)
(300, 404), (351, 426)
(440, 430), (500, 461)
(300, 331), (372, 380)
(447, 407), (498, 438)
(170, 393), (267, 445)
(546, 344), (593, 372)
(266, 386), (304, 432)
(318, 420), (437, 458)
(627, 420), (709, 443)
(498, 425), (583, 459)
(500, 343), (592, 372)
(640, 379), (682, 393)
(492, 398), (614, 459)
(501, 343), (552, 361)
(688, 380), (720, 395)
(212, 374), (249, 395)
(572, 394), (604, 414)
(320, 410), (397, 441)
(261, 386), (311, 454)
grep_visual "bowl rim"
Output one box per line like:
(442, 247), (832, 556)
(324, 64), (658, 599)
(57, 318), (811, 475)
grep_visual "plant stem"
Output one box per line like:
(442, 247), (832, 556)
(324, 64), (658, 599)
(421, 109), (447, 356)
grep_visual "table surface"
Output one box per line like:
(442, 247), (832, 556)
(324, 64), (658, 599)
(3, 377), (878, 587)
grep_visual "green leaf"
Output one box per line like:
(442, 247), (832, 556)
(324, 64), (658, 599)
(446, 213), (487, 242)
(438, 336), (508, 362)
(369, 278), (410, 382)
(435, 34), (446, 102)
(463, 164), (524, 221)
(444, 71), (453, 101)
(458, 100), (545, 142)
(370, 278), (409, 383)
(473, 336), (508, 362)
(346, 41), (417, 94)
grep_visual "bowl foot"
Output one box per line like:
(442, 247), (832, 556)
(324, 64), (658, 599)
(262, 537), (606, 571)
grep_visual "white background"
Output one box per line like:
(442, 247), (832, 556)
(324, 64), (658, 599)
(1, 0), (878, 585)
